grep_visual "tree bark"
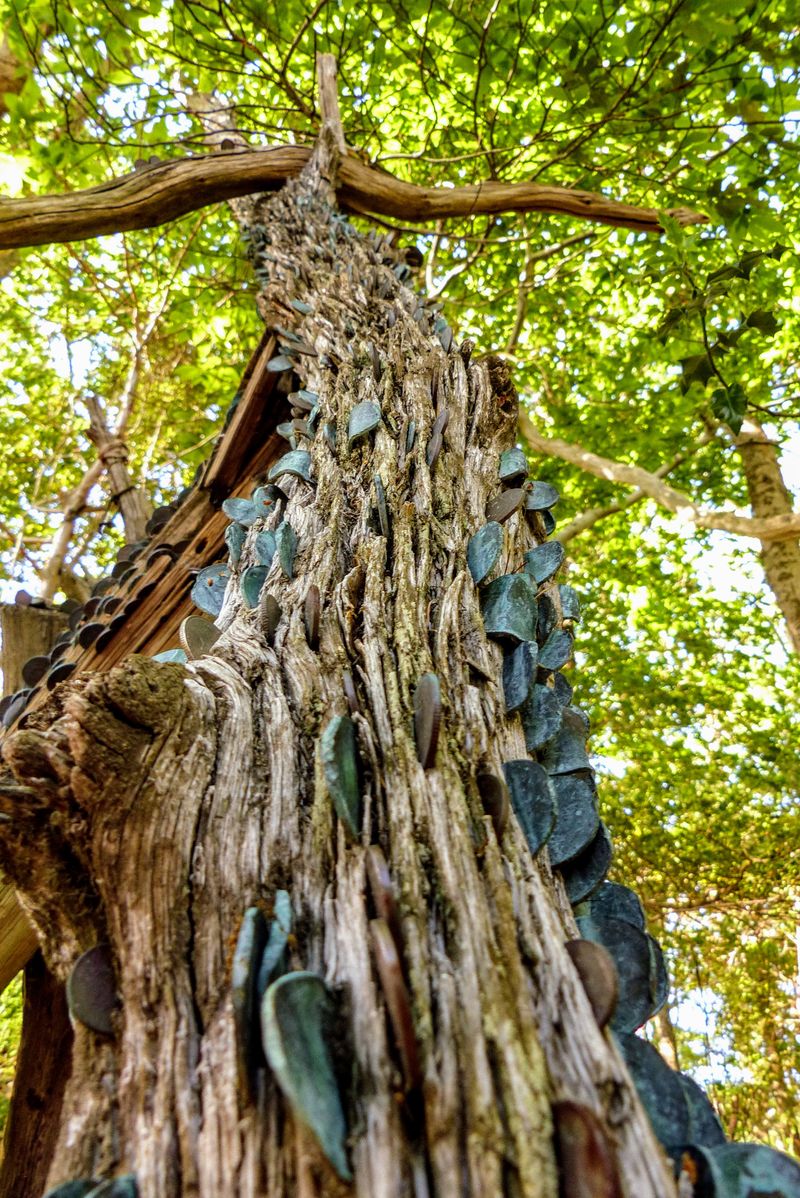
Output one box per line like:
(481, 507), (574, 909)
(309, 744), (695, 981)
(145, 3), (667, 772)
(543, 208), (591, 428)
(735, 418), (800, 653)
(0, 161), (674, 1197)
(85, 395), (150, 545)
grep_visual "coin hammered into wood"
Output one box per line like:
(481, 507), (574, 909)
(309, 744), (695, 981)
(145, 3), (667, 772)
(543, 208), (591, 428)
(561, 823), (613, 905)
(498, 446), (528, 484)
(256, 890), (292, 998)
(477, 771), (510, 842)
(259, 592), (282, 644)
(225, 521), (246, 565)
(523, 541), (565, 585)
(548, 771), (599, 867)
(370, 918), (422, 1091)
(320, 714), (362, 837)
(304, 584), (321, 648)
(347, 400), (382, 448)
(502, 760), (556, 857)
(241, 565), (269, 609)
(565, 939), (619, 1030)
(232, 906), (268, 1098)
(486, 487), (527, 524)
(413, 672), (442, 769)
(552, 1100), (623, 1198)
(268, 449), (313, 484)
(275, 520), (297, 578)
(179, 616), (220, 660)
(480, 573), (538, 643)
(190, 563), (231, 617)
(467, 521), (503, 585)
(66, 945), (119, 1036)
(261, 972), (352, 1181)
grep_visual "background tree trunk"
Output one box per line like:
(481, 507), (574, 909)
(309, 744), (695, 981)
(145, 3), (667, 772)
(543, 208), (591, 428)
(735, 418), (800, 653)
(0, 162), (675, 1197)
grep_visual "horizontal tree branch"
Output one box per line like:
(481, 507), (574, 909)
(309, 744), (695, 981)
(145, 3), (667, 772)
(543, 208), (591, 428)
(0, 144), (707, 250)
(519, 412), (800, 544)
(555, 431), (716, 543)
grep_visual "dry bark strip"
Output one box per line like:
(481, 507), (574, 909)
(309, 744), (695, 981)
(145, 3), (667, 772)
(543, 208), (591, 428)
(0, 144), (707, 250)
(0, 161), (675, 1197)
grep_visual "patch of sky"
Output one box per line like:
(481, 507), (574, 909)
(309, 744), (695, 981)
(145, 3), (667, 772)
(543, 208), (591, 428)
(669, 986), (748, 1087)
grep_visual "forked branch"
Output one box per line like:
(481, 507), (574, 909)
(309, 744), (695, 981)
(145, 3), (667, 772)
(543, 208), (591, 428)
(519, 412), (800, 544)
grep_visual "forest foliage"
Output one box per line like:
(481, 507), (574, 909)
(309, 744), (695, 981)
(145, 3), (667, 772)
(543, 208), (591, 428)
(0, 0), (798, 1150)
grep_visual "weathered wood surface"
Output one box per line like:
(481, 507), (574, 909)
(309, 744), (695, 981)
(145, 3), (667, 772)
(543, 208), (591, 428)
(0, 604), (72, 992)
(0, 163), (676, 1197)
(0, 887), (36, 995)
(0, 143), (707, 251)
(0, 605), (69, 693)
(0, 951), (73, 1198)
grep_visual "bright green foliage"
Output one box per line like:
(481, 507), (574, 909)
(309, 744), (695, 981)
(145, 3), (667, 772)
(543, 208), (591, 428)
(0, 973), (22, 1137)
(0, 0), (798, 1149)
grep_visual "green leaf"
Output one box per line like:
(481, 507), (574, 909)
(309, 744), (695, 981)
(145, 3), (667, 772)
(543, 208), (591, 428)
(746, 309), (779, 336)
(711, 383), (747, 434)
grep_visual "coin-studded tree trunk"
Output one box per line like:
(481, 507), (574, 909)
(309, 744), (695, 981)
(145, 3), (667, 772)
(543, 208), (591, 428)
(0, 152), (676, 1198)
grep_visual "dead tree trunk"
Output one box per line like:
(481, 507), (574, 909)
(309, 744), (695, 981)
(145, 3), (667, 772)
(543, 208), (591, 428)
(0, 154), (674, 1197)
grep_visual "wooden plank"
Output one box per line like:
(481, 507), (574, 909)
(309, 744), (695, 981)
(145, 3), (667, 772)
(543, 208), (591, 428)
(0, 890), (37, 993)
(0, 951), (73, 1198)
(0, 332), (290, 990)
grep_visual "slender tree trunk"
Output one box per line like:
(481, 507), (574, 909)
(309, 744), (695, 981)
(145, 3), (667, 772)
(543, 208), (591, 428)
(0, 159), (674, 1197)
(85, 395), (151, 545)
(735, 418), (800, 652)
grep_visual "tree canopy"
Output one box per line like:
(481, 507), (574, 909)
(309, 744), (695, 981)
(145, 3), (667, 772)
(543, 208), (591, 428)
(0, 0), (798, 1152)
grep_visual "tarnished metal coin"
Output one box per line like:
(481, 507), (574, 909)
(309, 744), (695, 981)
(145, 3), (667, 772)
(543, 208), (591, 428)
(191, 563), (231, 617)
(348, 401), (381, 448)
(562, 823), (613, 906)
(467, 522), (503, 585)
(66, 945), (118, 1036)
(259, 592), (282, 644)
(425, 428), (443, 469)
(343, 669), (360, 715)
(565, 939), (619, 1030)
(498, 447), (528, 484)
(320, 715), (361, 837)
(232, 906), (267, 1098)
(371, 918), (421, 1091)
(365, 845), (404, 956)
(241, 565), (269, 609)
(552, 1101), (623, 1198)
(304, 585), (321, 649)
(486, 488), (526, 524)
(477, 772), (510, 842)
(414, 673), (441, 769)
(21, 655), (50, 687)
(179, 616), (220, 660)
